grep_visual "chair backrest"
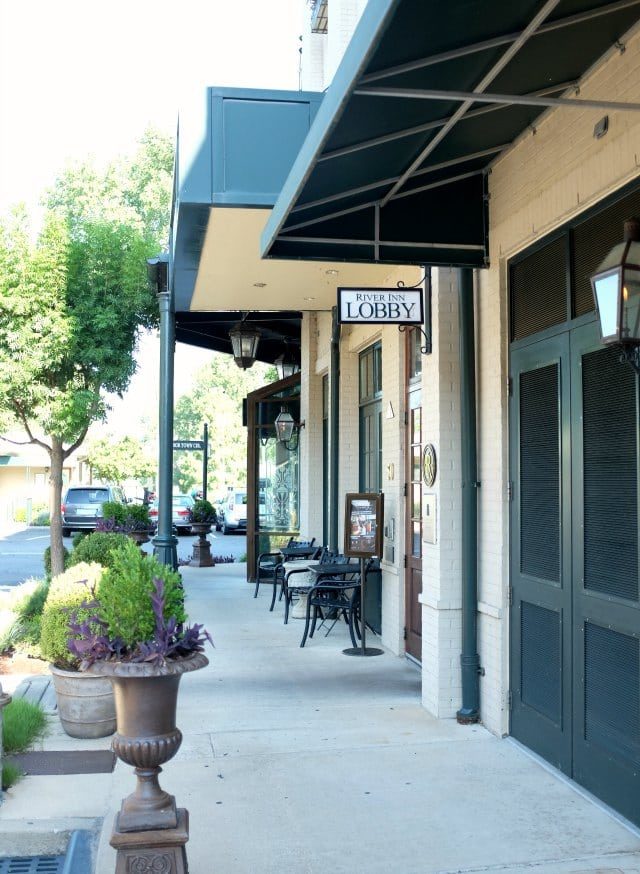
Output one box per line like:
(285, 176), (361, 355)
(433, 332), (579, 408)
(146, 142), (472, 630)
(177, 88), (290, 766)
(289, 538), (315, 549)
(319, 550), (351, 565)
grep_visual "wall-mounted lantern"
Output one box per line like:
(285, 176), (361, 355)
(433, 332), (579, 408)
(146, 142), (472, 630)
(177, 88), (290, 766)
(590, 217), (640, 372)
(274, 406), (304, 451)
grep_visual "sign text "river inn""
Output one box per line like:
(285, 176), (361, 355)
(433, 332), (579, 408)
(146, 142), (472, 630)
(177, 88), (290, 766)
(338, 287), (424, 325)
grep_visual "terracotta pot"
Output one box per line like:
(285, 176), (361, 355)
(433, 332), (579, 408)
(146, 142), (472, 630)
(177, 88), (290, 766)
(88, 652), (208, 832)
(49, 664), (116, 738)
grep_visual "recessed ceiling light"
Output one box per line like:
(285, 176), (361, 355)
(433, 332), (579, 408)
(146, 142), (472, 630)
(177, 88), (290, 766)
(304, 296), (316, 301)
(253, 282), (267, 288)
(325, 269), (339, 276)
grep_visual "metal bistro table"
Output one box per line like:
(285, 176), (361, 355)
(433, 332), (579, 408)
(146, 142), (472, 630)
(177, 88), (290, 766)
(307, 559), (383, 656)
(279, 544), (319, 560)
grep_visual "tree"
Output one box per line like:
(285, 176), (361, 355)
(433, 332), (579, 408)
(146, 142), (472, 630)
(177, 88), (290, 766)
(0, 130), (172, 576)
(84, 435), (155, 486)
(173, 355), (275, 495)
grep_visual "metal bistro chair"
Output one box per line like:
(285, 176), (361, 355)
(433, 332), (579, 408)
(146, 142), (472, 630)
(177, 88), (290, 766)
(282, 546), (333, 624)
(255, 538), (317, 610)
(300, 556), (371, 648)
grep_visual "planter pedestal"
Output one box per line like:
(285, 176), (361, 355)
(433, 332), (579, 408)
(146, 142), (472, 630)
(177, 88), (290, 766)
(111, 808), (189, 874)
(189, 523), (214, 567)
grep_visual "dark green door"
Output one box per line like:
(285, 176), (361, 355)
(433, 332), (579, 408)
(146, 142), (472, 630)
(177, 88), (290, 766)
(510, 334), (572, 774)
(511, 323), (640, 825)
(570, 322), (640, 825)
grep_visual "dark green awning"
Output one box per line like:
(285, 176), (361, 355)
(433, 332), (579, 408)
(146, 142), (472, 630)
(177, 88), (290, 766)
(262, 0), (640, 268)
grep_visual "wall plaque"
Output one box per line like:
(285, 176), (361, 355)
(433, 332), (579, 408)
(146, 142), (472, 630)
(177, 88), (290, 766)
(422, 443), (437, 487)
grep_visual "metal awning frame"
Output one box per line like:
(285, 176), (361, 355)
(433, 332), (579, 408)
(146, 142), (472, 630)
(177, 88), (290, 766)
(263, 0), (640, 264)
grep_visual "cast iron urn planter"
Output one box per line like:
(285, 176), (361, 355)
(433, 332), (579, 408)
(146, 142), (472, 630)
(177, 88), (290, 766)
(90, 652), (208, 830)
(189, 522), (214, 568)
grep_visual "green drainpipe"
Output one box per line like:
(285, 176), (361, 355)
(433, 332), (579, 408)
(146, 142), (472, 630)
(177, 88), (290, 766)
(330, 307), (341, 552)
(457, 267), (481, 725)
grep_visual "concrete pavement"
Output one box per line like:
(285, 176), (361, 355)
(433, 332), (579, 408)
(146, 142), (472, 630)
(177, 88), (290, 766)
(2, 563), (640, 872)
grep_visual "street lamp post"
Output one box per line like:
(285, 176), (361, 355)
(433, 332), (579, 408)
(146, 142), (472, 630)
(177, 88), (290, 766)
(148, 254), (178, 570)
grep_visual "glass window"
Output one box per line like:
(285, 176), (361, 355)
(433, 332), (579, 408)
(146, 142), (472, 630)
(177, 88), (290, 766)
(359, 343), (382, 492)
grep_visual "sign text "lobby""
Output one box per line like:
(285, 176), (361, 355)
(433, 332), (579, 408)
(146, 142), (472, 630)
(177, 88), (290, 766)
(338, 287), (423, 325)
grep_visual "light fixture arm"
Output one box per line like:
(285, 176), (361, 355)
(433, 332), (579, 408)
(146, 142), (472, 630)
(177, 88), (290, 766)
(619, 345), (640, 374)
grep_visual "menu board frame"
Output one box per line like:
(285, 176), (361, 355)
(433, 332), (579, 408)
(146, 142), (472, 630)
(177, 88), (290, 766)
(344, 492), (384, 558)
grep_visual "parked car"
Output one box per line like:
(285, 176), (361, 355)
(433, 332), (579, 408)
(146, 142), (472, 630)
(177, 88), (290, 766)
(61, 484), (127, 537)
(218, 489), (247, 535)
(148, 494), (195, 535)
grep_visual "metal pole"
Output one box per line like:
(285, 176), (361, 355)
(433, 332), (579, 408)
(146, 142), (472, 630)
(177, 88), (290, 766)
(202, 423), (208, 501)
(330, 308), (340, 551)
(152, 270), (178, 571)
(456, 267), (481, 724)
(343, 557), (383, 657)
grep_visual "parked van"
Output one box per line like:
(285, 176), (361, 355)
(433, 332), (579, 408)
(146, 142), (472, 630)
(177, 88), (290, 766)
(61, 484), (126, 537)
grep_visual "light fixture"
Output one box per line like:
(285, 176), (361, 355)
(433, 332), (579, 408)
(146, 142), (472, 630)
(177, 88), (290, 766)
(590, 217), (640, 372)
(274, 345), (300, 380)
(274, 406), (305, 451)
(229, 315), (261, 369)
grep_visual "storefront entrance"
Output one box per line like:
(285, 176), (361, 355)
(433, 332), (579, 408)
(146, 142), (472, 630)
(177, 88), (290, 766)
(509, 189), (640, 825)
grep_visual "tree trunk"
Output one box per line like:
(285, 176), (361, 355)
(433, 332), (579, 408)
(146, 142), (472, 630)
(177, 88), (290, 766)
(49, 437), (66, 577)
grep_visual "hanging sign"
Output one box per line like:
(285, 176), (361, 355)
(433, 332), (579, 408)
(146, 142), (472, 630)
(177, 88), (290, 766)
(338, 287), (423, 325)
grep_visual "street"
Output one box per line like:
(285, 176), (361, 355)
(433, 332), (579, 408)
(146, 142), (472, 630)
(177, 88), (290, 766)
(0, 524), (247, 587)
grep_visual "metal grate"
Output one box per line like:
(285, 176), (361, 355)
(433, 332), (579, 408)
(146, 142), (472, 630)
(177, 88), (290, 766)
(572, 186), (640, 318)
(582, 346), (638, 602)
(521, 601), (561, 723)
(511, 235), (567, 341)
(0, 859), (64, 873)
(585, 621), (640, 760)
(520, 364), (560, 582)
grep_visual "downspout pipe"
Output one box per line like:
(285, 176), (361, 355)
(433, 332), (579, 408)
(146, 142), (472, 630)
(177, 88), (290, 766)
(330, 307), (341, 551)
(151, 254), (179, 571)
(456, 267), (481, 725)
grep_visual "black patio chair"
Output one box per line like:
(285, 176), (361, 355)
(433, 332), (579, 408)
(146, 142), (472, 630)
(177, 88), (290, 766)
(299, 557), (371, 648)
(254, 538), (292, 600)
(282, 545), (333, 624)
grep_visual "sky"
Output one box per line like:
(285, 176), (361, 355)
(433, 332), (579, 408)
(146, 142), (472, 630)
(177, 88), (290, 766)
(0, 0), (305, 436)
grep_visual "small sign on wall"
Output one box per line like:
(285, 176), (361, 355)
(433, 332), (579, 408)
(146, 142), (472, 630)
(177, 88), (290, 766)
(338, 287), (423, 325)
(423, 494), (437, 544)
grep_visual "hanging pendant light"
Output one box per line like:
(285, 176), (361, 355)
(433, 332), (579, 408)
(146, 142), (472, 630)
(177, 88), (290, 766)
(274, 346), (300, 380)
(229, 317), (261, 369)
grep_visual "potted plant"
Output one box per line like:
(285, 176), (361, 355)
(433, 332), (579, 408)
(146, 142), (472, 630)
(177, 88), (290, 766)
(99, 501), (153, 548)
(188, 499), (217, 568)
(67, 538), (212, 840)
(39, 561), (117, 738)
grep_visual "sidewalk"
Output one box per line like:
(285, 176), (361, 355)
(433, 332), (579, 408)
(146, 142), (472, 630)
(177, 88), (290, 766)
(2, 563), (640, 873)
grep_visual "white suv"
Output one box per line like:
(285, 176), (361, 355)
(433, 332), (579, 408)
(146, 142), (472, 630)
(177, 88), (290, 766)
(219, 490), (247, 535)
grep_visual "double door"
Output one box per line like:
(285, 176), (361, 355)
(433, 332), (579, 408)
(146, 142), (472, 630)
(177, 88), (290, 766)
(510, 322), (640, 825)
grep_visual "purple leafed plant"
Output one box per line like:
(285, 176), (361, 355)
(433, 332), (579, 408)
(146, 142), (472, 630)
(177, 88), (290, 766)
(67, 576), (213, 668)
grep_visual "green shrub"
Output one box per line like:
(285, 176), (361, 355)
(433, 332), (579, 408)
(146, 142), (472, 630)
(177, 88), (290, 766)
(31, 510), (50, 526)
(97, 539), (185, 648)
(190, 499), (216, 523)
(101, 501), (126, 524)
(44, 545), (70, 580)
(0, 579), (49, 657)
(2, 762), (23, 790)
(125, 503), (151, 529)
(40, 562), (105, 669)
(2, 698), (48, 754)
(13, 508), (26, 523)
(72, 532), (88, 549)
(68, 531), (129, 570)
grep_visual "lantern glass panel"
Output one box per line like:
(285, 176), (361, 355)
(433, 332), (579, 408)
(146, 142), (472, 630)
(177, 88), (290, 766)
(275, 409), (295, 443)
(593, 269), (621, 342)
(621, 265), (640, 343)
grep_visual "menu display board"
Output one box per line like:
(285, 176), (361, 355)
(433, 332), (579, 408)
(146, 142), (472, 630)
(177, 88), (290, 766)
(344, 492), (384, 558)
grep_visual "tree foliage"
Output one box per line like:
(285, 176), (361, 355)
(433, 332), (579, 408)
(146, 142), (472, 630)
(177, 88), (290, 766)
(173, 354), (274, 494)
(0, 128), (173, 576)
(84, 435), (155, 485)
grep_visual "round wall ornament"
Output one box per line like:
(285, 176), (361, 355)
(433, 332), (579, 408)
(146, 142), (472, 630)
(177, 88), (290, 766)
(422, 443), (437, 488)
